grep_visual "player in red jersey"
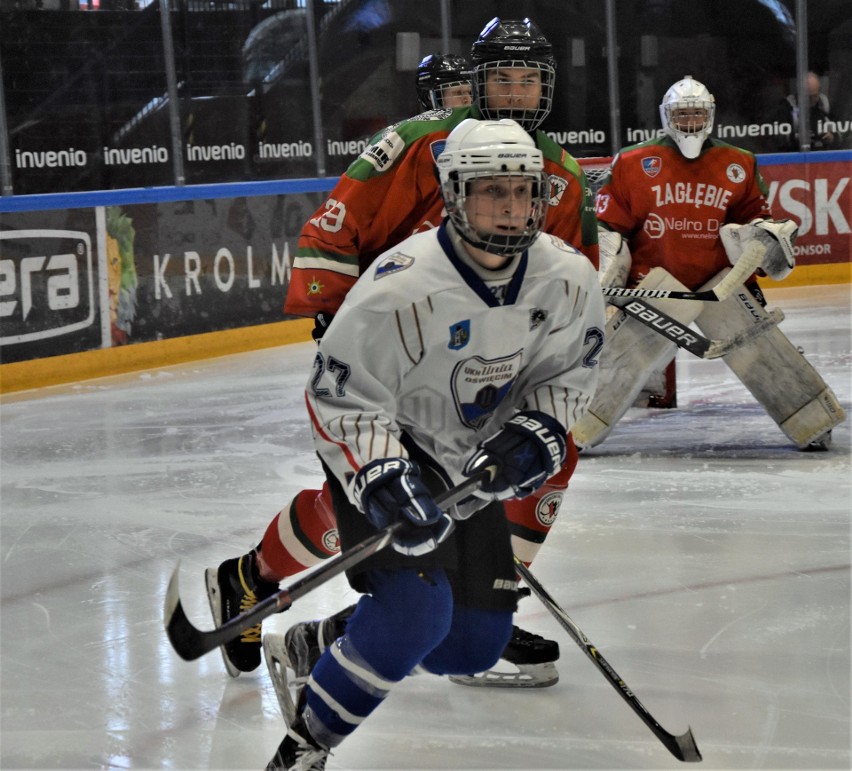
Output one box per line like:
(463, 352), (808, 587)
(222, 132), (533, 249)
(595, 75), (771, 291)
(206, 18), (599, 690)
(414, 53), (472, 111)
(573, 75), (844, 452)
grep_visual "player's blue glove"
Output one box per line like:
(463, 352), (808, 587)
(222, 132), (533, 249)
(353, 458), (454, 557)
(463, 410), (567, 500)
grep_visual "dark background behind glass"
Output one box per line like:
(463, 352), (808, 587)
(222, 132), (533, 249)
(1, 0), (850, 194)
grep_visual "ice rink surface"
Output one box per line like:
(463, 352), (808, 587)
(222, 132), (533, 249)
(1, 284), (850, 771)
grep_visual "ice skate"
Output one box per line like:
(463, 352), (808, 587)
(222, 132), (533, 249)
(265, 714), (329, 771)
(264, 606), (355, 721)
(449, 624), (560, 688)
(205, 550), (279, 676)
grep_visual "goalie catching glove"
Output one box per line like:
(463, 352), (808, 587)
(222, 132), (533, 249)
(353, 458), (454, 557)
(720, 218), (798, 281)
(464, 410), (567, 501)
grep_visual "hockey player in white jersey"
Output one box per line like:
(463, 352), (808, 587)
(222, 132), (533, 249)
(264, 118), (605, 770)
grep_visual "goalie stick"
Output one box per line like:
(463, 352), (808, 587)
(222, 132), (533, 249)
(164, 469), (492, 663)
(621, 297), (784, 359)
(602, 240), (767, 302)
(514, 557), (703, 763)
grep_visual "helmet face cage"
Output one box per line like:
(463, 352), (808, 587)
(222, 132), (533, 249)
(470, 17), (557, 131)
(442, 169), (549, 257)
(659, 76), (716, 159)
(415, 54), (472, 111)
(472, 59), (555, 131)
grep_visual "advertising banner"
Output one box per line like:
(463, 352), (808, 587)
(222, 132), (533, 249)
(1, 189), (326, 364)
(1, 155), (848, 369)
(760, 156), (851, 268)
(0, 208), (101, 364)
(113, 192), (323, 344)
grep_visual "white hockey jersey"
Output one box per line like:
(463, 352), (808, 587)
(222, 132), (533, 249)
(305, 222), (605, 503)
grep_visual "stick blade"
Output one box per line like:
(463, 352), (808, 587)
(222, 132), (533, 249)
(671, 726), (703, 762)
(163, 562), (209, 661)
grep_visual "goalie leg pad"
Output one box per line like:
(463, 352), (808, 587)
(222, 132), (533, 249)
(573, 268), (704, 450)
(695, 273), (846, 448)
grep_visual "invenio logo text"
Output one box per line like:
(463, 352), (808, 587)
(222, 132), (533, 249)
(0, 230), (95, 345)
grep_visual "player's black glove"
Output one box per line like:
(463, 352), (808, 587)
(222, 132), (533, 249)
(464, 410), (567, 500)
(312, 312), (334, 342)
(353, 458), (454, 557)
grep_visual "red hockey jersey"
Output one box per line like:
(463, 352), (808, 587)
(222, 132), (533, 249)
(595, 136), (771, 290)
(285, 107), (599, 317)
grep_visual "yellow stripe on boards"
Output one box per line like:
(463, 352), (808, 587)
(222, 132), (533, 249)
(757, 262), (851, 289)
(0, 318), (313, 395)
(2, 263), (849, 395)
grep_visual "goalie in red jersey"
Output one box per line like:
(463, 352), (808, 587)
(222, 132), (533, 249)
(572, 75), (844, 452)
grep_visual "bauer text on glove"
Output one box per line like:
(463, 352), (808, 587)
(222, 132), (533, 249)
(463, 411), (567, 501)
(353, 458), (454, 557)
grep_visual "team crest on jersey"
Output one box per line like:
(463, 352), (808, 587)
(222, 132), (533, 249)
(726, 163), (747, 183)
(451, 352), (522, 429)
(536, 491), (563, 527)
(322, 528), (340, 554)
(430, 139), (447, 164)
(375, 252), (414, 279)
(548, 174), (568, 206)
(642, 156), (662, 178)
(448, 319), (471, 350)
(529, 308), (548, 330)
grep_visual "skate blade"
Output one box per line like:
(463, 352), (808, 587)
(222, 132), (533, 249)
(204, 567), (241, 678)
(263, 633), (303, 725)
(449, 661), (559, 689)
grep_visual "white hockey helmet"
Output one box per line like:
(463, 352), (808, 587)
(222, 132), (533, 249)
(436, 118), (548, 256)
(659, 75), (716, 159)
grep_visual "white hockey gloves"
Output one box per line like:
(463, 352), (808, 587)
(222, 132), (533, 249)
(464, 411), (567, 501)
(353, 458), (454, 557)
(720, 218), (798, 281)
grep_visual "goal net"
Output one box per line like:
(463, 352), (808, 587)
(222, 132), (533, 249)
(577, 156), (612, 196)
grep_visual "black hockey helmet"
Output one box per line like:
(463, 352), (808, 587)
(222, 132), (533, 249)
(470, 17), (556, 131)
(415, 53), (472, 111)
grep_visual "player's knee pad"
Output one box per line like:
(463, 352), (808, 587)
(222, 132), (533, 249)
(345, 568), (454, 681)
(695, 276), (846, 448)
(504, 435), (577, 565)
(421, 606), (513, 676)
(260, 484), (339, 578)
(573, 268), (705, 450)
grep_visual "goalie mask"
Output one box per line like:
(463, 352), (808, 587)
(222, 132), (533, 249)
(659, 75), (716, 159)
(436, 118), (549, 257)
(470, 17), (556, 132)
(415, 54), (472, 111)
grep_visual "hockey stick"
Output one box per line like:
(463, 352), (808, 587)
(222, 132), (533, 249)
(621, 297), (784, 359)
(514, 557), (703, 763)
(164, 470), (491, 663)
(602, 240), (767, 302)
